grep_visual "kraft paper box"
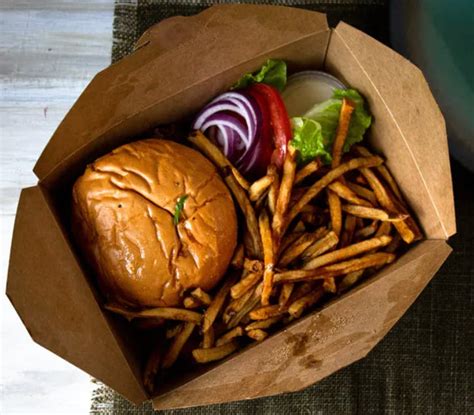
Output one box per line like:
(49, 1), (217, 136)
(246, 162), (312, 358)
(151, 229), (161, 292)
(6, 4), (455, 410)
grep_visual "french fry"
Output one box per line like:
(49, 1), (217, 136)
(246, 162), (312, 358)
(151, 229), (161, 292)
(104, 304), (202, 324)
(278, 227), (327, 267)
(290, 282), (316, 301)
(303, 235), (392, 270)
(190, 288), (212, 306)
(165, 323), (183, 339)
(192, 340), (240, 363)
(354, 220), (379, 240)
(359, 167), (421, 243)
(230, 244), (244, 269)
(143, 343), (161, 393)
(247, 329), (268, 341)
(338, 270), (365, 293)
(188, 130), (250, 190)
(249, 174), (274, 202)
(216, 327), (244, 346)
(300, 211), (322, 227)
(342, 204), (408, 222)
(332, 98), (356, 168)
(346, 181), (378, 206)
(272, 145), (297, 240)
(301, 230), (339, 261)
(224, 287), (254, 323)
(280, 231), (304, 253)
(375, 221), (392, 237)
(223, 168), (262, 257)
(259, 209), (275, 306)
(162, 322), (196, 369)
(245, 316), (281, 332)
(328, 181), (373, 207)
(288, 286), (325, 318)
(340, 215), (357, 247)
(227, 283), (262, 329)
(294, 159), (321, 185)
(293, 220), (306, 233)
(274, 252), (396, 284)
(323, 278), (337, 293)
(328, 189), (342, 237)
(202, 325), (215, 349)
(243, 258), (264, 273)
(278, 283), (294, 307)
(183, 296), (201, 309)
(286, 156), (383, 229)
(267, 164), (279, 215)
(385, 233), (402, 254)
(249, 304), (288, 320)
(203, 272), (239, 333)
(230, 270), (262, 299)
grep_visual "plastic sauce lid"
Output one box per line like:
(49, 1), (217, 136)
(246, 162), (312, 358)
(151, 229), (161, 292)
(282, 71), (346, 117)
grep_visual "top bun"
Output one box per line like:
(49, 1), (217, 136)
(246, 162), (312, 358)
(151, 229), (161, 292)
(72, 139), (237, 307)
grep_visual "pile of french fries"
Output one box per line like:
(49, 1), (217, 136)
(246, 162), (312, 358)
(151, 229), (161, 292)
(104, 98), (422, 393)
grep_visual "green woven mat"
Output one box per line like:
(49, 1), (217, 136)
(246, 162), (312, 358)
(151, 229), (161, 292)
(90, 1), (474, 414)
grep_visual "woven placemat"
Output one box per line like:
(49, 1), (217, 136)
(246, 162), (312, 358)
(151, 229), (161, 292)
(91, 1), (474, 414)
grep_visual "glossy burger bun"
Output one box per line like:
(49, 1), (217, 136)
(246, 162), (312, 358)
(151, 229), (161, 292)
(72, 138), (238, 308)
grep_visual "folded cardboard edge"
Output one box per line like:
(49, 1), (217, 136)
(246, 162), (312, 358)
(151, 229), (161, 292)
(6, 185), (147, 404)
(33, 4), (328, 184)
(152, 239), (452, 409)
(329, 22), (455, 240)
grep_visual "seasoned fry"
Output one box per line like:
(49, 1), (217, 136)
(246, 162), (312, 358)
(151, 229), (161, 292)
(301, 230), (339, 261)
(203, 272), (239, 333)
(192, 341), (239, 363)
(274, 252), (396, 284)
(183, 296), (201, 309)
(223, 169), (262, 257)
(267, 164), (279, 215)
(278, 283), (294, 307)
(286, 156), (384, 230)
(249, 175), (274, 202)
(279, 227), (327, 267)
(259, 209), (275, 306)
(338, 270), (365, 293)
(245, 316), (281, 331)
(249, 304), (288, 320)
(288, 286), (325, 318)
(294, 159), (321, 185)
(340, 215), (357, 247)
(243, 258), (264, 273)
(332, 98), (356, 168)
(359, 167), (421, 243)
(202, 325), (215, 349)
(328, 181), (373, 207)
(190, 288), (212, 306)
(230, 270), (262, 299)
(230, 244), (244, 269)
(162, 322), (196, 369)
(143, 343), (161, 393)
(247, 329), (268, 341)
(272, 145), (297, 240)
(216, 327), (244, 346)
(104, 304), (202, 323)
(188, 130), (249, 189)
(346, 181), (378, 206)
(328, 190), (342, 237)
(303, 235), (392, 270)
(342, 204), (408, 222)
(354, 220), (379, 240)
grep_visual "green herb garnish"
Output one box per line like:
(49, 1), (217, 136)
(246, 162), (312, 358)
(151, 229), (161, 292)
(173, 195), (188, 225)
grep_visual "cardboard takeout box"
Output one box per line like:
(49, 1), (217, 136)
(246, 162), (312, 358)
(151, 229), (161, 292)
(6, 4), (455, 410)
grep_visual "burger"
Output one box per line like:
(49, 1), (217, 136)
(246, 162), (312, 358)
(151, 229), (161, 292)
(72, 139), (238, 307)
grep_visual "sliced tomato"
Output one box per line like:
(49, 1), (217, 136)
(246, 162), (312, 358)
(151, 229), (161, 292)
(248, 83), (292, 168)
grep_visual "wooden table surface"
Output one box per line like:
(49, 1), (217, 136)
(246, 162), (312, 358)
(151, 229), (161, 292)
(1, 1), (114, 413)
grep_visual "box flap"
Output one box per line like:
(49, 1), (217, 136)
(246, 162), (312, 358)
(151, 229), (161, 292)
(325, 23), (455, 240)
(153, 239), (451, 409)
(6, 186), (147, 404)
(34, 4), (329, 185)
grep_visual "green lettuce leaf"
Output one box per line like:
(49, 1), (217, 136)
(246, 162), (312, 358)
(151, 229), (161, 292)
(304, 88), (372, 154)
(290, 117), (332, 165)
(233, 59), (287, 91)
